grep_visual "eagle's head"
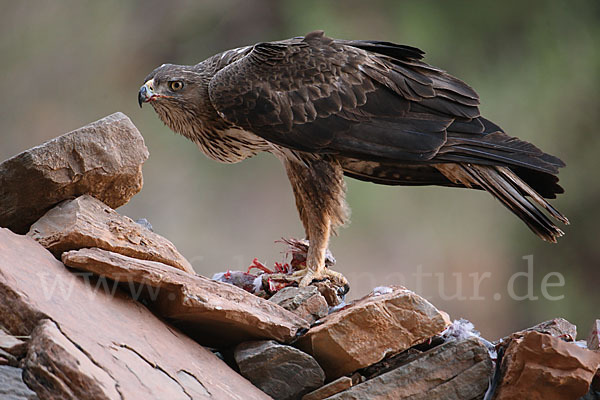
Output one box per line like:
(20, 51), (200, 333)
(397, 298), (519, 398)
(138, 64), (214, 139)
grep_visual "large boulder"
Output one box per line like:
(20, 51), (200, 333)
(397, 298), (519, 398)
(0, 112), (148, 234)
(494, 331), (600, 400)
(295, 286), (451, 380)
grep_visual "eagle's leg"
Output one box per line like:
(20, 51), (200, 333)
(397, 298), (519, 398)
(283, 156), (349, 289)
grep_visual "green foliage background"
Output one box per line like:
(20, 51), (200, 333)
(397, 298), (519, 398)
(1, 0), (598, 339)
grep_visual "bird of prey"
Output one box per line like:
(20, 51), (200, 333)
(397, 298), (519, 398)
(139, 30), (567, 289)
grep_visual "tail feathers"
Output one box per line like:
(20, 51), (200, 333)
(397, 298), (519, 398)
(436, 163), (568, 243)
(496, 167), (568, 225)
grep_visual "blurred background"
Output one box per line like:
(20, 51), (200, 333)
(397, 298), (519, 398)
(1, 0), (598, 340)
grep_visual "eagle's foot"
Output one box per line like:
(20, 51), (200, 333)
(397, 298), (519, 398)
(262, 238), (349, 295)
(297, 265), (349, 294)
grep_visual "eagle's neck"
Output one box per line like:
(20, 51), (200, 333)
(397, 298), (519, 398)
(152, 81), (269, 164)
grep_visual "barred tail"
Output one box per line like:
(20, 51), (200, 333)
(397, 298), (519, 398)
(436, 163), (568, 242)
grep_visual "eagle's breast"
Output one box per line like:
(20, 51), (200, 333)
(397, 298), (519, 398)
(194, 127), (271, 164)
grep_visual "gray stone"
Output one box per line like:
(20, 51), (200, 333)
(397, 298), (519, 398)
(0, 112), (148, 234)
(587, 319), (600, 350)
(269, 286), (328, 324)
(328, 337), (493, 400)
(235, 340), (325, 400)
(0, 365), (38, 400)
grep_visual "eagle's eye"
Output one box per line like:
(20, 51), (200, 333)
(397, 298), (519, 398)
(169, 81), (184, 91)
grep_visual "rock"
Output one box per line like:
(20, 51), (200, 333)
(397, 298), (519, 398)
(269, 286), (329, 324)
(0, 228), (270, 399)
(327, 337), (492, 400)
(0, 113), (148, 234)
(580, 376), (600, 400)
(23, 319), (121, 400)
(359, 348), (423, 380)
(313, 281), (342, 307)
(28, 195), (194, 274)
(61, 247), (309, 347)
(0, 348), (17, 367)
(497, 318), (578, 348)
(588, 320), (600, 350)
(494, 331), (600, 400)
(0, 328), (27, 359)
(0, 365), (38, 400)
(301, 376), (354, 400)
(295, 286), (451, 380)
(234, 340), (324, 400)
(588, 371), (600, 398)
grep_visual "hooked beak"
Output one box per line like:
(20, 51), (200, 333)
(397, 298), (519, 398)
(138, 79), (155, 108)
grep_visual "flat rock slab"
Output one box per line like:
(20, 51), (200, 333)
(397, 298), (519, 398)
(62, 247), (309, 346)
(301, 376), (353, 400)
(0, 113), (148, 234)
(328, 337), (492, 400)
(0, 328), (27, 359)
(495, 331), (600, 400)
(0, 228), (271, 400)
(234, 340), (324, 400)
(295, 286), (451, 380)
(28, 195), (194, 274)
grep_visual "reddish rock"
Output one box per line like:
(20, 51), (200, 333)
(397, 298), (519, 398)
(497, 318), (578, 347)
(494, 331), (600, 400)
(234, 340), (324, 400)
(0, 228), (270, 399)
(326, 337), (492, 400)
(61, 247), (309, 346)
(302, 376), (354, 400)
(0, 328), (27, 360)
(28, 195), (194, 274)
(269, 286), (329, 324)
(313, 281), (343, 307)
(24, 320), (121, 400)
(295, 286), (451, 380)
(0, 113), (148, 234)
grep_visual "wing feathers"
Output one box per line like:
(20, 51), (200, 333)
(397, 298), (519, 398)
(209, 31), (483, 157)
(439, 131), (565, 174)
(207, 31), (565, 202)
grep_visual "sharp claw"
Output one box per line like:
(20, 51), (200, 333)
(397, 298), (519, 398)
(338, 283), (350, 296)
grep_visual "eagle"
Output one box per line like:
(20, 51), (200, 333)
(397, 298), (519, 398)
(139, 30), (567, 290)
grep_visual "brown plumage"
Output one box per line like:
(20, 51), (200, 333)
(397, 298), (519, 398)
(139, 30), (567, 288)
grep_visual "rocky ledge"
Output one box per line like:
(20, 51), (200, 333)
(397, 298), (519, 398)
(0, 113), (598, 400)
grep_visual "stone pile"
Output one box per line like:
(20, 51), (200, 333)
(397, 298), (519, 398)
(0, 113), (598, 400)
